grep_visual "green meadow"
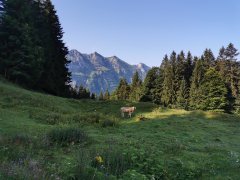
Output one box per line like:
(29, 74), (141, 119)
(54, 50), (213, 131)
(0, 79), (240, 179)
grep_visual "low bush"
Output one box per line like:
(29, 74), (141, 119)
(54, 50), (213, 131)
(101, 119), (118, 128)
(29, 110), (62, 125)
(47, 128), (88, 146)
(9, 134), (32, 146)
(71, 113), (101, 124)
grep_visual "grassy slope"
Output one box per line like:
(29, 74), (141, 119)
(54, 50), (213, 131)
(0, 79), (240, 179)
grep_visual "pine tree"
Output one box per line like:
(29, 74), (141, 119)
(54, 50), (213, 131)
(176, 51), (185, 90)
(202, 49), (215, 69)
(140, 67), (160, 102)
(216, 43), (239, 111)
(103, 89), (110, 100)
(161, 53), (175, 106)
(198, 68), (228, 110)
(114, 78), (130, 100)
(0, 0), (44, 87)
(177, 78), (189, 109)
(99, 91), (104, 101)
(189, 59), (206, 109)
(184, 51), (193, 88)
(224, 43), (239, 98)
(170, 51), (178, 105)
(129, 71), (142, 101)
(91, 93), (96, 100)
(39, 0), (71, 96)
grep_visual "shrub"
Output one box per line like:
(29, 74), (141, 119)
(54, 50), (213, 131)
(122, 170), (147, 180)
(92, 148), (133, 176)
(47, 128), (88, 146)
(164, 139), (186, 154)
(9, 134), (32, 146)
(101, 119), (118, 128)
(29, 110), (62, 125)
(72, 113), (101, 124)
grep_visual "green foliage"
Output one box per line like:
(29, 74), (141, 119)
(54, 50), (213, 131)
(129, 71), (143, 101)
(161, 54), (174, 106)
(99, 91), (104, 100)
(101, 119), (119, 128)
(47, 128), (88, 146)
(1, 62), (240, 179)
(177, 78), (189, 109)
(0, 0), (44, 87)
(216, 43), (240, 111)
(141, 67), (161, 102)
(197, 68), (228, 110)
(189, 59), (206, 109)
(0, 0), (71, 96)
(113, 78), (130, 100)
(104, 89), (110, 100)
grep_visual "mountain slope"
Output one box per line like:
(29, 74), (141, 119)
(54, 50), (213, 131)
(67, 49), (150, 94)
(0, 78), (240, 179)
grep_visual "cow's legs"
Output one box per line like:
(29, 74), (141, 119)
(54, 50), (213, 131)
(128, 112), (132, 118)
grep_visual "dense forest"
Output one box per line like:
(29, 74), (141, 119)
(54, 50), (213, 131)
(0, 0), (239, 113)
(0, 0), (70, 96)
(112, 44), (240, 113)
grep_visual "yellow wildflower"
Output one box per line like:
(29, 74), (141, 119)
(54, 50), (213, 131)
(95, 156), (104, 164)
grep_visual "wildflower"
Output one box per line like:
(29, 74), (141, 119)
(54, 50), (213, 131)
(95, 155), (104, 164)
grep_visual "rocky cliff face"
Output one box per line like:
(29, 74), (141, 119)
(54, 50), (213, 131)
(67, 49), (150, 94)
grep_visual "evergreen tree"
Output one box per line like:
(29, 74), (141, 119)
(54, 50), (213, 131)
(184, 51), (193, 88)
(224, 43), (239, 98)
(0, 0), (70, 97)
(114, 78), (130, 100)
(177, 78), (189, 109)
(176, 51), (185, 90)
(202, 49), (215, 69)
(140, 67), (160, 102)
(161, 53), (175, 106)
(99, 91), (104, 101)
(91, 93), (96, 100)
(189, 59), (206, 109)
(0, 0), (44, 87)
(129, 71), (142, 101)
(103, 89), (110, 100)
(198, 68), (228, 110)
(216, 43), (239, 111)
(38, 0), (71, 96)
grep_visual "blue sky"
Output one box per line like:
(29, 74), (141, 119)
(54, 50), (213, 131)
(52, 0), (240, 67)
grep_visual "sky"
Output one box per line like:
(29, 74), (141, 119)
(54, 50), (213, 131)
(51, 0), (240, 67)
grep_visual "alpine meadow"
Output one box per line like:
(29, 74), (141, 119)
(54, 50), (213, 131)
(0, 0), (240, 179)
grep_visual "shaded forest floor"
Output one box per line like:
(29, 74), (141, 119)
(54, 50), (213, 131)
(0, 79), (240, 179)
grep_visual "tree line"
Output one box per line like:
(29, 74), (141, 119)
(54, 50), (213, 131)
(112, 44), (240, 113)
(0, 1), (239, 113)
(0, 0), (70, 97)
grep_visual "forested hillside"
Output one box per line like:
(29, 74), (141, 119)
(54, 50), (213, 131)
(0, 0), (70, 96)
(113, 44), (240, 113)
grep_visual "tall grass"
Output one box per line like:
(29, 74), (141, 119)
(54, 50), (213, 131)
(46, 128), (88, 146)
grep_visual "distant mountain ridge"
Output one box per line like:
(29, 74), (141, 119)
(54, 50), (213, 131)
(67, 49), (150, 94)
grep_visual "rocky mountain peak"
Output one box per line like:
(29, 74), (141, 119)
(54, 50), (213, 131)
(67, 49), (150, 94)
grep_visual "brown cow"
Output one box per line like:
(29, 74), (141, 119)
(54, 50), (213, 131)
(120, 106), (136, 118)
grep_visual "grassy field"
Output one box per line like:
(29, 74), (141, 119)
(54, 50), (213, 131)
(0, 79), (240, 179)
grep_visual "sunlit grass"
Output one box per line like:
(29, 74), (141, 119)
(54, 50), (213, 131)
(0, 79), (240, 179)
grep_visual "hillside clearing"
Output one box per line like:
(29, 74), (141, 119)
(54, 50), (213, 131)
(0, 80), (240, 179)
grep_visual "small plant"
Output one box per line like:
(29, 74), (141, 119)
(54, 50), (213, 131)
(47, 127), (88, 146)
(138, 114), (147, 121)
(164, 139), (186, 154)
(101, 119), (118, 128)
(72, 113), (101, 124)
(9, 134), (32, 146)
(29, 110), (62, 125)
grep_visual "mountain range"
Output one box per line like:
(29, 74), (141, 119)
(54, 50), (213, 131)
(67, 49), (150, 94)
